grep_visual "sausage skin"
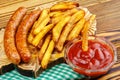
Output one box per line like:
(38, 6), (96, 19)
(16, 9), (41, 63)
(4, 7), (27, 64)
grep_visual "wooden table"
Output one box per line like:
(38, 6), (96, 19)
(0, 0), (120, 79)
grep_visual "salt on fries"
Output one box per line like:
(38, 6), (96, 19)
(27, 1), (96, 69)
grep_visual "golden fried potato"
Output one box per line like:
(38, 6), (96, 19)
(32, 24), (54, 46)
(50, 2), (79, 11)
(51, 8), (78, 24)
(37, 9), (49, 23)
(89, 14), (96, 25)
(81, 21), (90, 51)
(67, 18), (85, 41)
(39, 35), (51, 62)
(41, 40), (54, 69)
(88, 14), (96, 35)
(52, 16), (71, 42)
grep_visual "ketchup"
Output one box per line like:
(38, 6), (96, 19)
(67, 40), (114, 76)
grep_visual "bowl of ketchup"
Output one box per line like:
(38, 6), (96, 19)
(64, 36), (117, 77)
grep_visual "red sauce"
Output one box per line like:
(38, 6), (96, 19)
(67, 40), (114, 76)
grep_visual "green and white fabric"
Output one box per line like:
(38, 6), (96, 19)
(0, 63), (85, 80)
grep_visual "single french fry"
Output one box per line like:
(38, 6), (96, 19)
(89, 14), (96, 25)
(56, 10), (85, 51)
(52, 16), (71, 42)
(39, 35), (51, 62)
(37, 9), (49, 24)
(50, 2), (79, 11)
(81, 21), (90, 51)
(33, 15), (50, 35)
(32, 24), (54, 46)
(67, 18), (85, 40)
(41, 40), (54, 69)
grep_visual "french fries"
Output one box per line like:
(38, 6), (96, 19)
(52, 16), (71, 42)
(56, 10), (85, 51)
(41, 40), (54, 69)
(50, 2), (79, 11)
(27, 1), (96, 70)
(81, 21), (90, 51)
(32, 24), (54, 46)
(69, 10), (85, 24)
(37, 9), (49, 23)
(67, 18), (85, 40)
(28, 9), (49, 43)
(39, 35), (51, 62)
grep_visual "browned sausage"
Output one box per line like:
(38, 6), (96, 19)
(4, 7), (27, 64)
(16, 9), (41, 63)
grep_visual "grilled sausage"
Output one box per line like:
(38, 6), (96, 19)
(4, 7), (27, 64)
(16, 9), (41, 63)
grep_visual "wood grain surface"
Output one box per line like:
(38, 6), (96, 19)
(0, 0), (120, 80)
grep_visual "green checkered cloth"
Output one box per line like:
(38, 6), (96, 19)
(0, 63), (85, 80)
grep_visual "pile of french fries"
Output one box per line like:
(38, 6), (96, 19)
(27, 1), (96, 69)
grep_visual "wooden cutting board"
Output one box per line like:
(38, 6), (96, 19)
(0, 0), (120, 80)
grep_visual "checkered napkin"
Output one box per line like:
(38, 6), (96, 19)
(0, 63), (85, 80)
